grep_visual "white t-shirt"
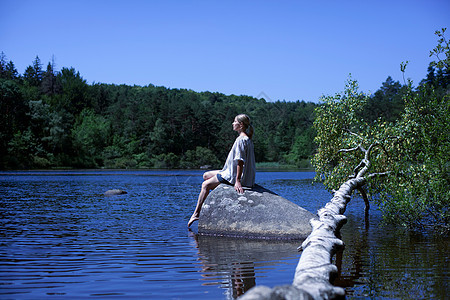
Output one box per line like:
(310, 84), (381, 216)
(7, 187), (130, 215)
(219, 135), (256, 187)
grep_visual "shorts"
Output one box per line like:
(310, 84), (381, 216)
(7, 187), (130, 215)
(217, 173), (232, 185)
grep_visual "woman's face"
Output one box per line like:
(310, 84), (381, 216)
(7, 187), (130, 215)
(232, 118), (242, 132)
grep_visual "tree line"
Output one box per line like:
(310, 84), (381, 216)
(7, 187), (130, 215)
(1, 54), (317, 169)
(0, 37), (447, 172)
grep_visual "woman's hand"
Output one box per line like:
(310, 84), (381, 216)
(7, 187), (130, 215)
(234, 180), (244, 194)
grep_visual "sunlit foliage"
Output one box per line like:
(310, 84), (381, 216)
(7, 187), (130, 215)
(313, 29), (449, 234)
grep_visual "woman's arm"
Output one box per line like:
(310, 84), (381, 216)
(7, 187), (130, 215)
(235, 160), (244, 194)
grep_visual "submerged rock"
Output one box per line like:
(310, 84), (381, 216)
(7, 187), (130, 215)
(198, 184), (315, 239)
(104, 189), (127, 196)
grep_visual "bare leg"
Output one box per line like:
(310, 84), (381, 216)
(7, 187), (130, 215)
(202, 170), (220, 181)
(188, 171), (221, 227)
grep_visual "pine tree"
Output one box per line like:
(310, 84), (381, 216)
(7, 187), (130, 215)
(23, 56), (43, 87)
(42, 56), (60, 95)
(0, 52), (7, 79)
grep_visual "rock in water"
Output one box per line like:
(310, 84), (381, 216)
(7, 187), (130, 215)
(198, 184), (315, 239)
(104, 189), (127, 196)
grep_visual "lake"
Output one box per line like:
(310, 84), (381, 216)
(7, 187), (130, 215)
(0, 170), (448, 299)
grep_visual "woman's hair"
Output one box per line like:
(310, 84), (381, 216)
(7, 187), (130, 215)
(236, 114), (254, 139)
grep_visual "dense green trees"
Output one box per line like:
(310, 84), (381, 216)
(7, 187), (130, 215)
(1, 28), (448, 205)
(0, 53), (318, 169)
(0, 50), (442, 172)
(312, 29), (449, 233)
(363, 76), (407, 123)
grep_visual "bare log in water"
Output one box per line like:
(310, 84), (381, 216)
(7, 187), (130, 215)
(240, 143), (385, 300)
(291, 176), (366, 299)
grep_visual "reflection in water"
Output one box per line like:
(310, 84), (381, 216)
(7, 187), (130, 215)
(330, 213), (450, 299)
(190, 233), (301, 299)
(1, 171), (448, 299)
(332, 224), (369, 290)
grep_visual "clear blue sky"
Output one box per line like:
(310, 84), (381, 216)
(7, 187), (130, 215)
(1, 0), (449, 102)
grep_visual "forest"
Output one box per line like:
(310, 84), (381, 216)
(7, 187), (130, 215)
(0, 40), (448, 171)
(0, 54), (316, 170)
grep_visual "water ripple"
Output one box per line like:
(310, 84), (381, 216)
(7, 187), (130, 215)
(0, 170), (448, 299)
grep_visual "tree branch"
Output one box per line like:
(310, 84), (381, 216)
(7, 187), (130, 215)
(357, 186), (370, 223)
(367, 171), (390, 179)
(344, 128), (364, 140)
(338, 144), (361, 154)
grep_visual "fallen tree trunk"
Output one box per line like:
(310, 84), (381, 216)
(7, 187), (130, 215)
(240, 144), (383, 299)
(291, 176), (366, 299)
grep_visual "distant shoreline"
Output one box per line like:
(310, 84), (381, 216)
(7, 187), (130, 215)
(0, 166), (315, 173)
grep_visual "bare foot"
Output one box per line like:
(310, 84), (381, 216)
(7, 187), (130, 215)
(188, 215), (199, 227)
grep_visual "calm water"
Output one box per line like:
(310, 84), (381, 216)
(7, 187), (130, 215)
(0, 170), (448, 299)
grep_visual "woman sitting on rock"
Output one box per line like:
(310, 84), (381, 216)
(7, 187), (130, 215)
(188, 114), (256, 227)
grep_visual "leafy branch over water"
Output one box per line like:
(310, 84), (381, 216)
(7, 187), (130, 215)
(312, 75), (449, 234)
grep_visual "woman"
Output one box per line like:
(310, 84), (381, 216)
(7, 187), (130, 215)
(188, 114), (256, 227)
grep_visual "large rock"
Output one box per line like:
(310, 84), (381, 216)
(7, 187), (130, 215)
(198, 184), (315, 239)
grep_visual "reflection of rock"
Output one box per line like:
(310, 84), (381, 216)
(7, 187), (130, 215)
(193, 234), (301, 298)
(196, 234), (300, 264)
(199, 184), (315, 239)
(104, 189), (127, 196)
